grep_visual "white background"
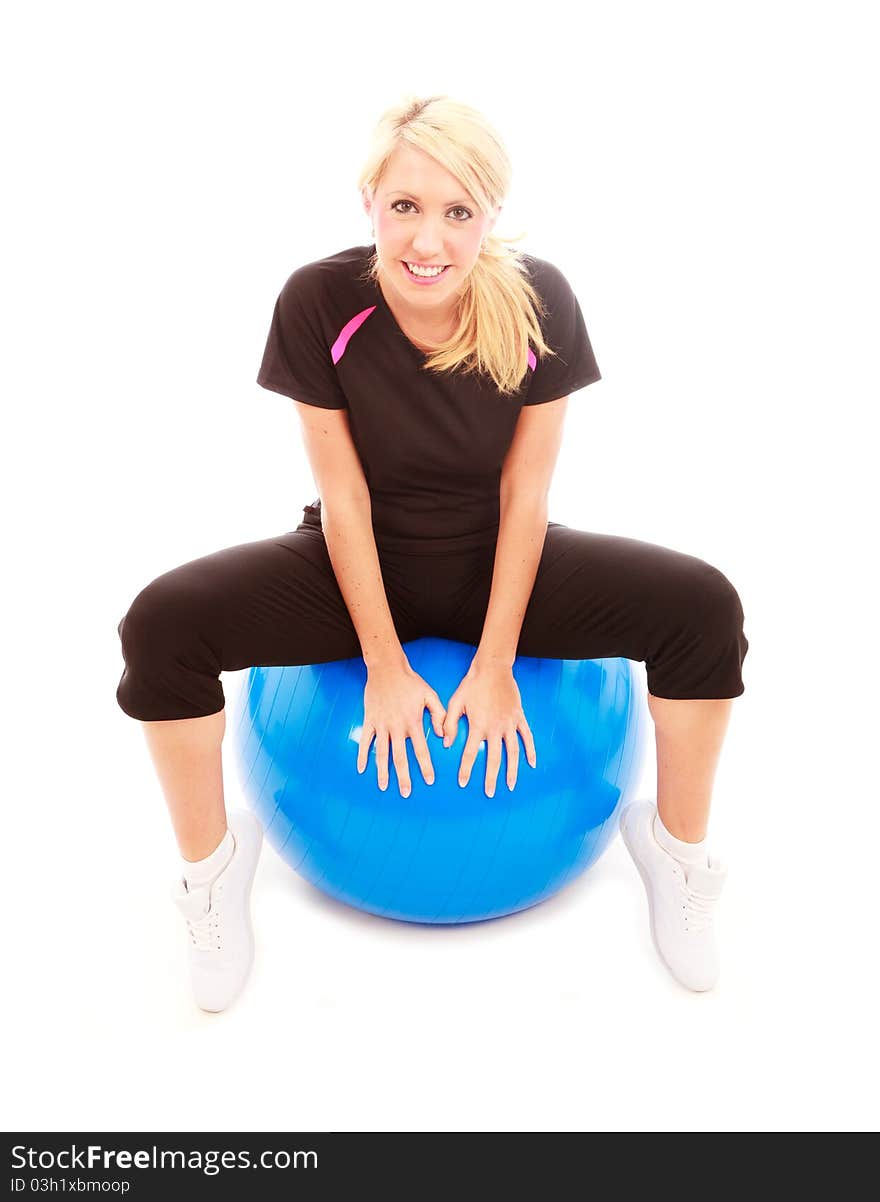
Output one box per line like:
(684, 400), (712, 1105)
(3, 0), (877, 1134)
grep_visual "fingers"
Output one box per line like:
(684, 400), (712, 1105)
(505, 729), (520, 791)
(391, 719), (444, 796)
(463, 730), (519, 796)
(370, 730), (413, 796)
(520, 715), (537, 768)
(411, 723), (436, 788)
(391, 733), (411, 798)
(361, 705), (536, 796)
(357, 725), (374, 774)
(458, 727), (530, 794)
(483, 734), (503, 798)
(375, 730), (391, 792)
(361, 721), (435, 795)
(360, 676), (452, 795)
(457, 730), (481, 789)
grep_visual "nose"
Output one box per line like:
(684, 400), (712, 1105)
(409, 221), (447, 256)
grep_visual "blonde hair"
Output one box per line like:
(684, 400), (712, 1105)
(356, 94), (559, 397)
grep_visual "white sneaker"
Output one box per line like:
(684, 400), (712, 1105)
(619, 799), (727, 992)
(172, 809), (264, 1012)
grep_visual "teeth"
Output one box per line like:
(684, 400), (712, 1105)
(406, 262), (446, 277)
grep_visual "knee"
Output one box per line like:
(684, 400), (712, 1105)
(693, 562), (746, 638)
(117, 574), (207, 666)
(116, 572), (225, 721)
(117, 581), (169, 666)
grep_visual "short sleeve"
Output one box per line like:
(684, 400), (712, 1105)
(256, 265), (348, 409)
(523, 259), (601, 405)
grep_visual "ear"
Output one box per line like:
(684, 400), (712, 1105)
(361, 186), (373, 220)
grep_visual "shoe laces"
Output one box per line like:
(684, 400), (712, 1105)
(671, 863), (717, 935)
(183, 883), (224, 953)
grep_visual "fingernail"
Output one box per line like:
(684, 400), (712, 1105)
(427, 775), (435, 785)
(487, 790), (494, 799)
(458, 777), (465, 788)
(402, 788), (410, 798)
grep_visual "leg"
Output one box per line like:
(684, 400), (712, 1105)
(484, 522), (750, 991)
(647, 695), (733, 842)
(116, 521), (415, 859)
(141, 709), (227, 861)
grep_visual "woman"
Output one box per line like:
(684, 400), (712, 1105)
(116, 94), (749, 1011)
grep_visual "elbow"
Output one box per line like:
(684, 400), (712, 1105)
(499, 479), (550, 512)
(319, 485), (372, 519)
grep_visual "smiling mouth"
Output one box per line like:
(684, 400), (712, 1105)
(403, 262), (451, 277)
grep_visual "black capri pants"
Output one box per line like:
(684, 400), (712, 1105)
(115, 510), (749, 721)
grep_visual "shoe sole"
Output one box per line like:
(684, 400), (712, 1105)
(619, 808), (714, 993)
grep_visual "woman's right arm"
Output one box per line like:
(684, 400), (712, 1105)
(294, 401), (403, 671)
(294, 402), (446, 795)
(321, 492), (405, 670)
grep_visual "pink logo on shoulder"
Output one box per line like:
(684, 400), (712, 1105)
(331, 306), (377, 365)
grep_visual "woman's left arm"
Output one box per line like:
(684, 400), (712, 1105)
(443, 397), (569, 795)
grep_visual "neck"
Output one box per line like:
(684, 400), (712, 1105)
(376, 269), (457, 345)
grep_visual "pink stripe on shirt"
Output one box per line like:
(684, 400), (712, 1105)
(331, 306), (377, 365)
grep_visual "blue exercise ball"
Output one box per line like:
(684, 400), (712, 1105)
(232, 637), (647, 925)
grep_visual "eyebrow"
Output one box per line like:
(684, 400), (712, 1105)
(387, 190), (473, 206)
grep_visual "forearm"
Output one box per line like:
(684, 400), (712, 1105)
(320, 491), (406, 670)
(473, 494), (549, 670)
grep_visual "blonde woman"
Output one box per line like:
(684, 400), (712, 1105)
(116, 94), (749, 1011)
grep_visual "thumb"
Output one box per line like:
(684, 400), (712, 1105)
(443, 697), (462, 747)
(426, 691), (447, 738)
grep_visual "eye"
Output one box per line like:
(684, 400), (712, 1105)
(391, 200), (472, 220)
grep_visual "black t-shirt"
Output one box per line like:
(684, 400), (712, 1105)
(256, 243), (601, 554)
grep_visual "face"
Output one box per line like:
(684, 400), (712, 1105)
(363, 143), (500, 321)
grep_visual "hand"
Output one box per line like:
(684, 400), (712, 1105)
(358, 656), (447, 797)
(442, 659), (537, 797)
